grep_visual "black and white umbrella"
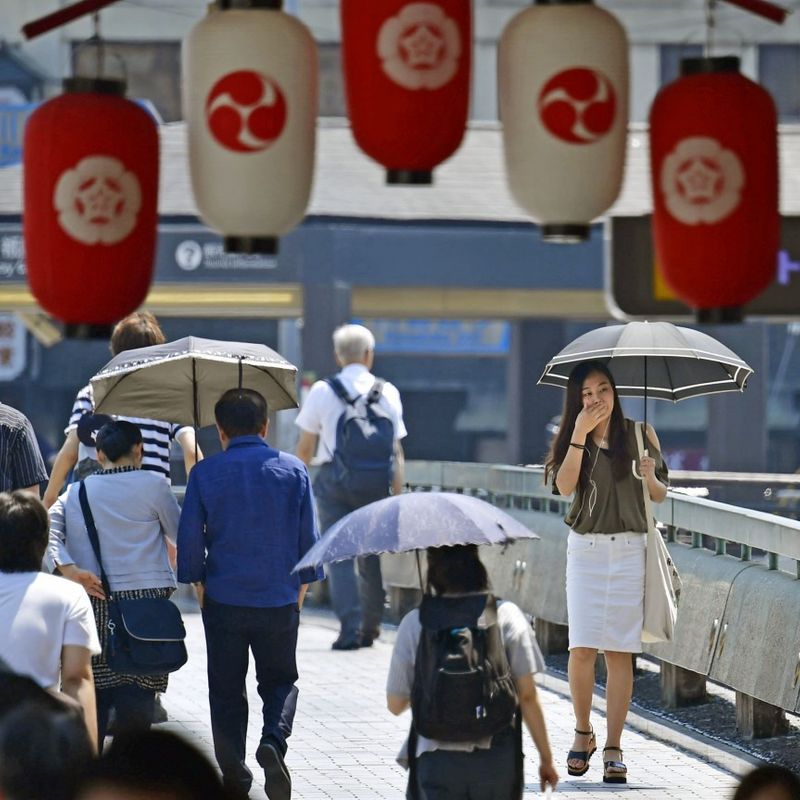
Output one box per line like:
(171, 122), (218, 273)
(538, 321), (753, 404)
(91, 336), (298, 428)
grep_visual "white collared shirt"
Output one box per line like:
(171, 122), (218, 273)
(294, 363), (407, 464)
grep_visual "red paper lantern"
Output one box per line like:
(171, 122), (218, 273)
(649, 57), (779, 321)
(341, 0), (471, 185)
(23, 77), (158, 326)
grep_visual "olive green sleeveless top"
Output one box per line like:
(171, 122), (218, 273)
(560, 418), (669, 535)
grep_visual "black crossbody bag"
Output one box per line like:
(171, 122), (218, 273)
(78, 482), (188, 676)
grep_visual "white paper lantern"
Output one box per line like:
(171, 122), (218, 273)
(184, 1), (317, 254)
(498, 0), (629, 243)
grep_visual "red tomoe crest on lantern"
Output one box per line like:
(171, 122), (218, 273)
(498, 2), (629, 243)
(23, 79), (158, 326)
(341, 0), (472, 184)
(184, 4), (317, 255)
(649, 56), (778, 321)
(205, 70), (287, 153)
(538, 67), (616, 145)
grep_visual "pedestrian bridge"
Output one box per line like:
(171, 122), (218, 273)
(171, 461), (800, 780)
(385, 461), (800, 744)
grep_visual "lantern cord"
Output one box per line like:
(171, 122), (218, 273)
(705, 0), (717, 57)
(91, 12), (106, 78)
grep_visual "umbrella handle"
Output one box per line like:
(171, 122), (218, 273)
(631, 448), (649, 481)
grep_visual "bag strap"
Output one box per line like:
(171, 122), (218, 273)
(327, 375), (386, 407)
(78, 482), (112, 599)
(406, 721), (420, 800)
(325, 376), (355, 405)
(634, 422), (656, 532)
(483, 593), (499, 626)
(366, 378), (385, 405)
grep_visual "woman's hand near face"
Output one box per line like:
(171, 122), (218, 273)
(573, 402), (607, 437)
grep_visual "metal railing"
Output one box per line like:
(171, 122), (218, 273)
(404, 461), (800, 573)
(395, 461), (800, 732)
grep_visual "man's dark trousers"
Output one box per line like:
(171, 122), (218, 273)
(202, 597), (300, 794)
(314, 463), (386, 644)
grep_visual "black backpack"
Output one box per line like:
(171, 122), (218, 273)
(411, 593), (518, 743)
(326, 376), (395, 504)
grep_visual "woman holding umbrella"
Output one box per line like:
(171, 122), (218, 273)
(545, 360), (668, 785)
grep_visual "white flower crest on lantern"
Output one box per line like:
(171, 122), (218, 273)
(377, 3), (461, 91)
(660, 136), (745, 225)
(53, 155), (142, 245)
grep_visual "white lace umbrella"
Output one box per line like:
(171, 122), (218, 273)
(90, 336), (297, 428)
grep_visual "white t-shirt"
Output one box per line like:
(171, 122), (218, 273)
(0, 571), (100, 689)
(294, 363), (407, 464)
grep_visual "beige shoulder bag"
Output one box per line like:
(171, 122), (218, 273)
(635, 422), (681, 644)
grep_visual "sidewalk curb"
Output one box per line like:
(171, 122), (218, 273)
(536, 670), (766, 777)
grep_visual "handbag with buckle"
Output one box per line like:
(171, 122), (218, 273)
(78, 481), (187, 676)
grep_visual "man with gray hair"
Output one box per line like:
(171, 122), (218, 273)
(295, 324), (407, 650)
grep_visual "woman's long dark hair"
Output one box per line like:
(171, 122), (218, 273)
(544, 360), (630, 485)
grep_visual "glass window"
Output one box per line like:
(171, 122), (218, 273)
(759, 44), (800, 121)
(659, 43), (704, 87)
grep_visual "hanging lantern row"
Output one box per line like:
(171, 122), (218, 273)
(20, 0), (784, 327)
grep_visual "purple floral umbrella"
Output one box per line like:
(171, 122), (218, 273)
(293, 491), (539, 572)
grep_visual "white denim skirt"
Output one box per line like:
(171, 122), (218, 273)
(565, 530), (646, 653)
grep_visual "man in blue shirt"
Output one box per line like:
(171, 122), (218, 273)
(178, 388), (324, 800)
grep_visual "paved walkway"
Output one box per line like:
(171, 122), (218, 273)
(160, 611), (740, 800)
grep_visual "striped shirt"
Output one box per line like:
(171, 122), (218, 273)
(66, 384), (190, 481)
(0, 403), (48, 492)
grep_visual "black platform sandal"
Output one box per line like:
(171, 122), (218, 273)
(602, 746), (627, 784)
(566, 726), (596, 777)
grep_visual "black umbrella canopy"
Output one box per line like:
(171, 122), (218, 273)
(538, 321), (753, 402)
(90, 336), (298, 428)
